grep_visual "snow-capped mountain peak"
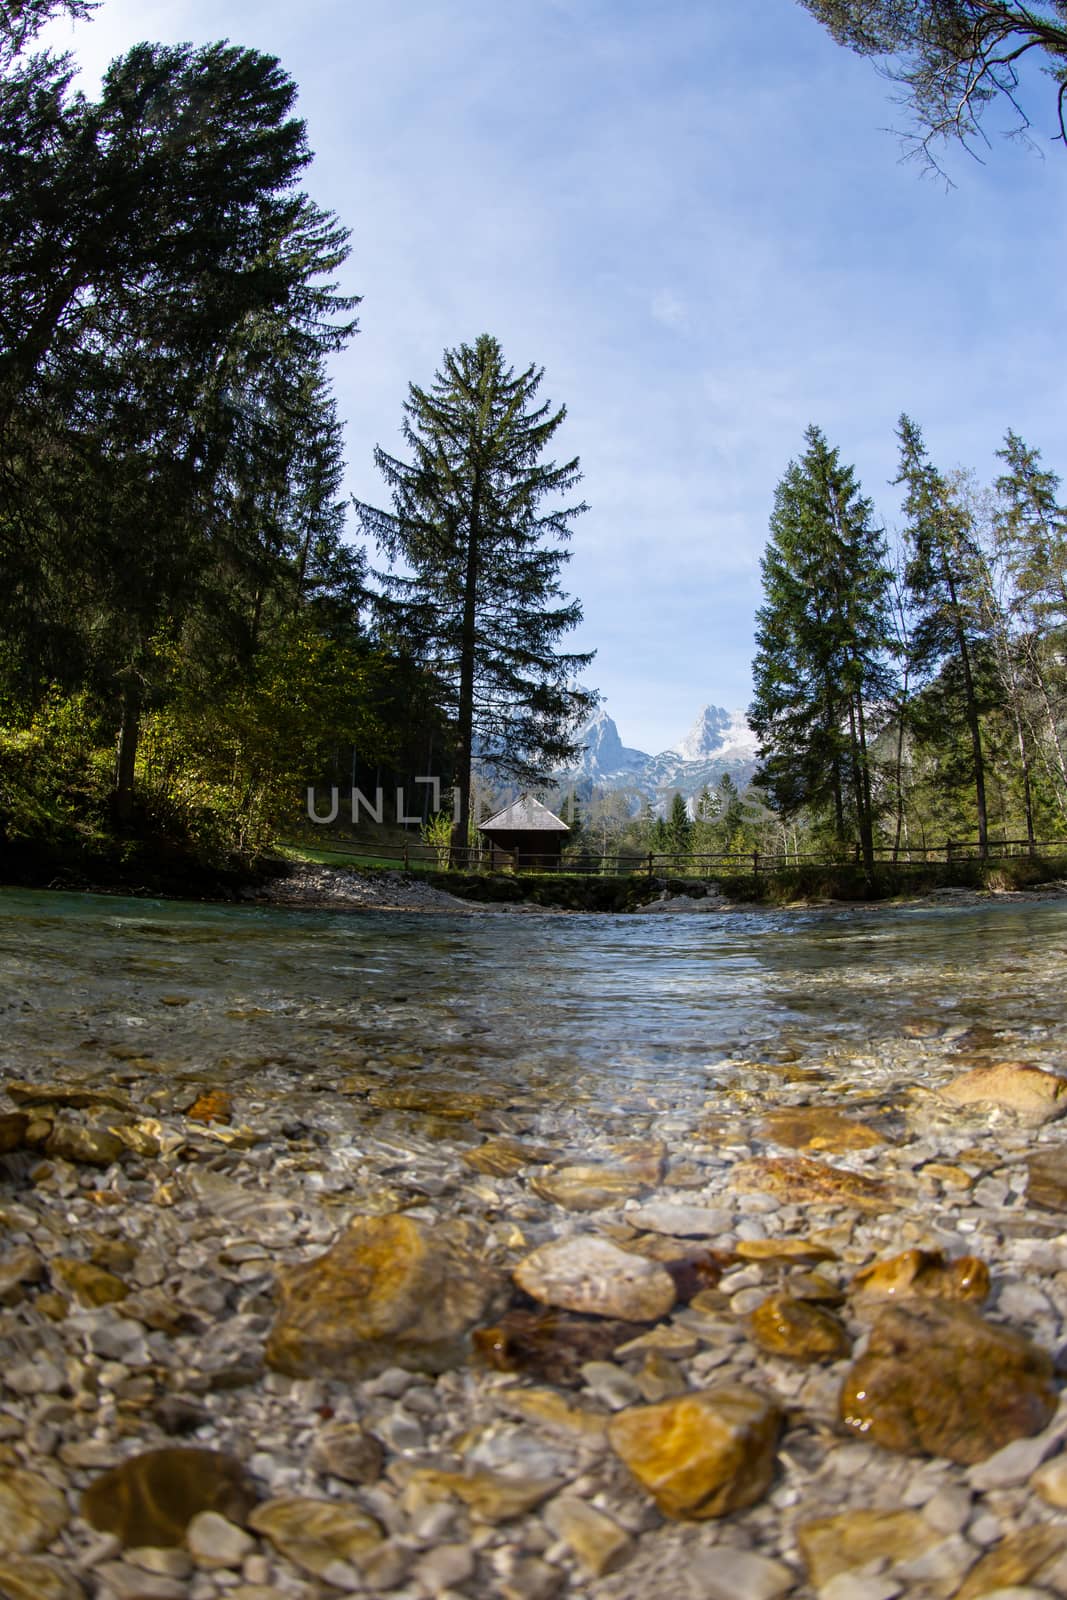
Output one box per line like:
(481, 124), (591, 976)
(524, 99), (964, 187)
(673, 704), (759, 764)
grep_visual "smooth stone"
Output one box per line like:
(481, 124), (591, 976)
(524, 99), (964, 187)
(90, 1564), (185, 1599)
(0, 1558), (85, 1599)
(123, 1549), (192, 1578)
(51, 1258), (128, 1308)
(402, 1467), (561, 1523)
(309, 1422), (384, 1484)
(839, 1301), (1056, 1464)
(184, 1090), (233, 1124)
(247, 1497), (383, 1577)
(851, 1248), (989, 1306)
(266, 1213), (501, 1378)
(627, 1202), (731, 1237)
(513, 1236), (676, 1322)
(0, 1246), (45, 1306)
(732, 1155), (892, 1211)
(1026, 1147), (1067, 1210)
(818, 1578), (903, 1600)
(474, 1308), (641, 1386)
(530, 1166), (648, 1210)
(44, 1123), (125, 1167)
(0, 1114), (29, 1154)
(749, 1293), (851, 1361)
(761, 1107), (886, 1153)
(968, 1407), (1067, 1489)
(462, 1138), (553, 1177)
(186, 1511), (254, 1569)
(735, 1237), (836, 1265)
(80, 1449), (254, 1547)
(543, 1496), (631, 1577)
(411, 1543), (476, 1593)
(1032, 1452), (1067, 1507)
(939, 1063), (1067, 1124)
(954, 1527), (1067, 1600)
(0, 1467), (68, 1555)
(607, 1385), (782, 1519)
(797, 1507), (941, 1586)
(688, 1546), (795, 1599)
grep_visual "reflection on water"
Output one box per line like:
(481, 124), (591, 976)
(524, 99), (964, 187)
(2, 888), (1066, 1116)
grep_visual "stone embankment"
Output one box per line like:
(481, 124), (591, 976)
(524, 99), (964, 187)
(5, 1030), (1067, 1596)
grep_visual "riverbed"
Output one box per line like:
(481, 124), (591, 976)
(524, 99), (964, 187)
(3, 887), (1067, 1599)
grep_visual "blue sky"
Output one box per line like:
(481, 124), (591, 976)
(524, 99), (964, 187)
(44, 0), (1067, 753)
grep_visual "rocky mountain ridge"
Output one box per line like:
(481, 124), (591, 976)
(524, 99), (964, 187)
(559, 704), (760, 805)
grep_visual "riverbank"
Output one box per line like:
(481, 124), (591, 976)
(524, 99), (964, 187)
(4, 894), (1067, 1597)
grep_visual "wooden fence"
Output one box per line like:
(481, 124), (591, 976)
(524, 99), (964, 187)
(285, 834), (1067, 879)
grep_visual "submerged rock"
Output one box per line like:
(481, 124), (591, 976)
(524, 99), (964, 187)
(473, 1308), (642, 1386)
(839, 1300), (1056, 1463)
(938, 1062), (1067, 1124)
(80, 1448), (254, 1547)
(606, 1386), (782, 1519)
(749, 1292), (851, 1361)
(248, 1497), (383, 1577)
(760, 1106), (886, 1153)
(732, 1154), (892, 1211)
(1026, 1146), (1067, 1210)
(0, 1467), (68, 1555)
(797, 1507), (942, 1587)
(530, 1165), (648, 1210)
(851, 1248), (989, 1307)
(0, 1558), (84, 1600)
(513, 1236), (676, 1322)
(266, 1213), (502, 1378)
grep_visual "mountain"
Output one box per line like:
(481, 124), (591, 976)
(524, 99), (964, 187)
(558, 703), (759, 807)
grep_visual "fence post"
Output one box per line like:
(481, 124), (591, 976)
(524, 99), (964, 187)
(515, 849), (521, 874)
(946, 839), (954, 862)
(647, 852), (653, 878)
(753, 850), (759, 875)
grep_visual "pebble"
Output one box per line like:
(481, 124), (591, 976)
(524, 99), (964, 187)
(687, 1545), (795, 1599)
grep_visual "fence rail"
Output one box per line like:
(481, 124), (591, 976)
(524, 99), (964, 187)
(282, 834), (1067, 879)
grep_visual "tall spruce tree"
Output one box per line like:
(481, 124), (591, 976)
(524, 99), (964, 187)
(749, 425), (891, 872)
(358, 334), (595, 851)
(896, 415), (993, 855)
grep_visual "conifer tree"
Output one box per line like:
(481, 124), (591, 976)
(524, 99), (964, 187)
(358, 334), (595, 852)
(896, 415), (993, 855)
(749, 426), (891, 872)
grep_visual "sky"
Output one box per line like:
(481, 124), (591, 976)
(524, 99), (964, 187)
(41, 0), (1067, 754)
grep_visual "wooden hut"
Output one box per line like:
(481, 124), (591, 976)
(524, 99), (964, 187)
(477, 794), (569, 870)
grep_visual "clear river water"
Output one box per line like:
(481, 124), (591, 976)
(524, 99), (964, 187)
(3, 888), (1066, 1127)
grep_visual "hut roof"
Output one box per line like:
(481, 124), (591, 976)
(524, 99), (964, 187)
(477, 794), (570, 834)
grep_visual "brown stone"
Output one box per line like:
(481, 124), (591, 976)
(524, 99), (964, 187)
(530, 1166), (648, 1210)
(607, 1386), (782, 1519)
(185, 1091), (233, 1125)
(735, 1237), (837, 1265)
(749, 1293), (851, 1361)
(939, 1062), (1067, 1123)
(5, 1081), (131, 1112)
(0, 1247), (45, 1307)
(851, 1248), (989, 1307)
(474, 1309), (642, 1387)
(513, 1235), (676, 1322)
(309, 1423), (384, 1485)
(0, 1468), (68, 1555)
(462, 1138), (553, 1177)
(732, 1155), (892, 1211)
(954, 1525), (1067, 1600)
(1026, 1146), (1067, 1211)
(0, 1558), (84, 1600)
(248, 1497), (383, 1576)
(51, 1258), (128, 1308)
(80, 1448), (255, 1546)
(44, 1122), (125, 1167)
(797, 1508), (942, 1586)
(266, 1213), (501, 1379)
(839, 1300), (1056, 1464)
(0, 1114), (28, 1154)
(761, 1107), (886, 1153)
(367, 1087), (498, 1118)
(402, 1466), (561, 1522)
(543, 1496), (631, 1577)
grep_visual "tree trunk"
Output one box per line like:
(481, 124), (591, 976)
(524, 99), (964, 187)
(115, 675), (141, 826)
(450, 477), (481, 864)
(942, 562), (989, 855)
